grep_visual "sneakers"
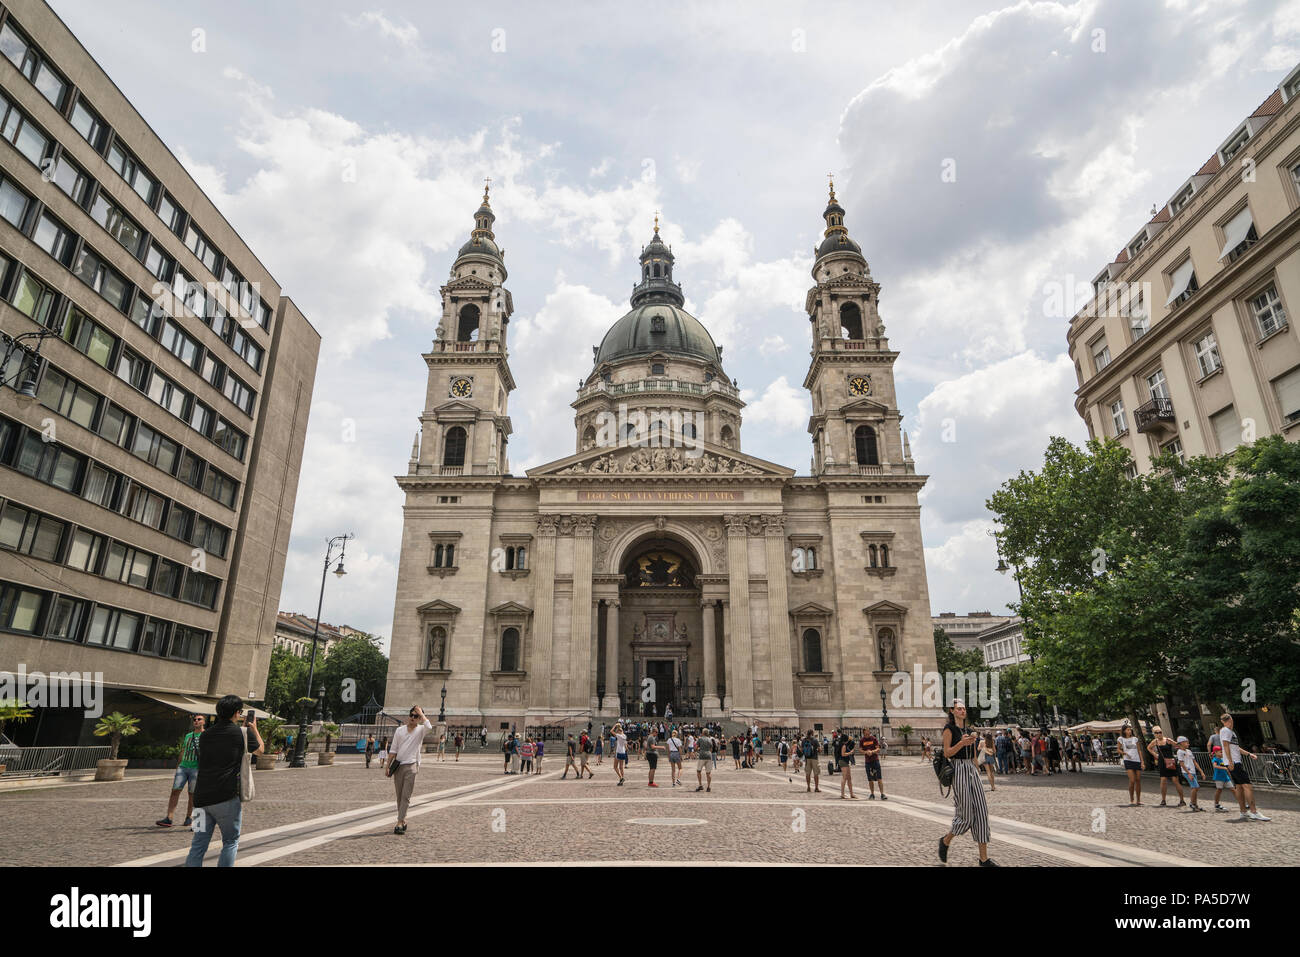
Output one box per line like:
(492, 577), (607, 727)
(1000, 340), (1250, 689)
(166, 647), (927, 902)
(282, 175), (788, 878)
(881, 795), (888, 801)
(1214, 805), (1227, 812)
(937, 837), (949, 863)
(648, 782), (659, 787)
(978, 858), (1000, 867)
(1248, 810), (1271, 821)
(155, 818), (173, 828)
(868, 793), (876, 800)
(695, 785), (704, 792)
(617, 779), (625, 786)
(182, 816), (192, 827)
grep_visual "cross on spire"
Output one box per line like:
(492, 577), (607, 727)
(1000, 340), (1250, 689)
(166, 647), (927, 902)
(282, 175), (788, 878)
(827, 172), (837, 201)
(654, 210), (660, 234)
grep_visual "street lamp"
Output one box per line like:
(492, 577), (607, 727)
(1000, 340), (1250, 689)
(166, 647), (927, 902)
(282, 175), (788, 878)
(880, 686), (890, 727)
(1, 328), (57, 404)
(438, 682), (447, 723)
(290, 533), (354, 769)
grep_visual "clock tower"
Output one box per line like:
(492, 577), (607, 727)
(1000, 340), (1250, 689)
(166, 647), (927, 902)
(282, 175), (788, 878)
(803, 180), (912, 476)
(416, 183), (516, 475)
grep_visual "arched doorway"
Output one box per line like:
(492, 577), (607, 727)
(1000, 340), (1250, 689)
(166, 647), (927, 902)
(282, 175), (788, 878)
(605, 533), (712, 717)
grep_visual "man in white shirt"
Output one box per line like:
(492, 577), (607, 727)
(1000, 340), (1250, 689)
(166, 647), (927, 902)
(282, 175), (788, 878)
(389, 706), (433, 834)
(1219, 715), (1269, 821)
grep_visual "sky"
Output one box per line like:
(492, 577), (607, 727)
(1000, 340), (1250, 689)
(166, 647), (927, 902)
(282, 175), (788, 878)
(48, 0), (1300, 648)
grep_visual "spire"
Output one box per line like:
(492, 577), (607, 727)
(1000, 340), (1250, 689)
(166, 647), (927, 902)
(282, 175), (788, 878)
(631, 213), (684, 308)
(814, 176), (863, 267)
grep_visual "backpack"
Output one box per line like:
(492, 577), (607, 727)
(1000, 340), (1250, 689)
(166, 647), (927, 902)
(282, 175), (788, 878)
(802, 739), (815, 759)
(933, 752), (954, 795)
(582, 736), (593, 754)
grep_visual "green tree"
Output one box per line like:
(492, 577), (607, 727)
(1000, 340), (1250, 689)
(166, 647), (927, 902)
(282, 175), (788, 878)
(319, 632), (389, 722)
(0, 700), (33, 741)
(1178, 436), (1300, 714)
(264, 646), (310, 720)
(933, 627), (985, 676)
(93, 712), (140, 760)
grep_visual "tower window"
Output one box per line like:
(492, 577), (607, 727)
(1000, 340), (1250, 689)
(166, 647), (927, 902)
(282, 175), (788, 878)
(653, 264), (661, 278)
(500, 627), (521, 671)
(457, 304), (481, 342)
(443, 426), (467, 467)
(803, 628), (823, 673)
(650, 315), (665, 333)
(720, 425), (734, 448)
(651, 363), (665, 375)
(854, 425), (879, 466)
(840, 302), (864, 339)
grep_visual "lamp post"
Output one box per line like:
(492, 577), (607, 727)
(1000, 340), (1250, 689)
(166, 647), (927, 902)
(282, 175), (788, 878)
(438, 682), (447, 723)
(1, 328), (57, 401)
(290, 533), (353, 769)
(880, 686), (890, 727)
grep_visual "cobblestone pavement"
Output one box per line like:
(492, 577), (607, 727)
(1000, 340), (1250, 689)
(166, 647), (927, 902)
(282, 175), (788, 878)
(2, 755), (1295, 866)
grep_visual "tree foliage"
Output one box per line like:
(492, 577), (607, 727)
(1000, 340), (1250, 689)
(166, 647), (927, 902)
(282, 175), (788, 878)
(319, 632), (389, 722)
(933, 627), (985, 675)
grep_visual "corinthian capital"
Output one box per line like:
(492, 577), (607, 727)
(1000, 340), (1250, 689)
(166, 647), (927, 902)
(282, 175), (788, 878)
(537, 515), (559, 537)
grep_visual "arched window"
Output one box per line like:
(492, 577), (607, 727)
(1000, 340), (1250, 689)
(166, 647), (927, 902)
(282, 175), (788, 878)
(840, 302), (864, 339)
(434, 544), (444, 566)
(456, 304), (481, 342)
(806, 546), (817, 570)
(869, 544), (878, 568)
(880, 544), (890, 567)
(854, 425), (879, 466)
(803, 628), (823, 673)
(653, 263), (661, 278)
(650, 420), (666, 445)
(720, 425), (734, 448)
(623, 422), (639, 444)
(582, 426), (597, 448)
(443, 427), (467, 467)
(505, 547), (516, 570)
(500, 627), (520, 671)
(682, 421), (696, 439)
(515, 546), (526, 569)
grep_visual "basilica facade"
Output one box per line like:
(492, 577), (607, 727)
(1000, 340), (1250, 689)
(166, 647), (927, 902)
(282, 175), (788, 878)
(383, 183), (941, 730)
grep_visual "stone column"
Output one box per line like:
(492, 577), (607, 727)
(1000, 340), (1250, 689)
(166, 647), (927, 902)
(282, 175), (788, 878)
(569, 515), (596, 711)
(701, 599), (720, 716)
(590, 599), (601, 713)
(723, 514), (753, 711)
(601, 600), (620, 715)
(528, 515), (558, 712)
(763, 514), (796, 715)
(721, 600), (733, 713)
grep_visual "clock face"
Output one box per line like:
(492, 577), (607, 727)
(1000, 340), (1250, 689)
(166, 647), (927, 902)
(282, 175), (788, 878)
(848, 375), (871, 397)
(450, 377), (473, 398)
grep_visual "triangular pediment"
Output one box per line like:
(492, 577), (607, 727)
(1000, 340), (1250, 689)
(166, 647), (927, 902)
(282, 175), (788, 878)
(431, 399), (480, 418)
(863, 600), (908, 616)
(790, 601), (835, 616)
(527, 439), (794, 479)
(417, 599), (461, 614)
(842, 397), (890, 415)
(489, 601), (533, 616)
(442, 275), (496, 293)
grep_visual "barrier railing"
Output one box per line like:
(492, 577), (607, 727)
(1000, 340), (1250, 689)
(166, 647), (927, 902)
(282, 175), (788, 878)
(0, 745), (112, 778)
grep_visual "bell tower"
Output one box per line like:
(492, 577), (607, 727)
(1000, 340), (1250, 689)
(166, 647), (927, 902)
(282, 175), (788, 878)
(415, 182), (516, 476)
(803, 179), (913, 476)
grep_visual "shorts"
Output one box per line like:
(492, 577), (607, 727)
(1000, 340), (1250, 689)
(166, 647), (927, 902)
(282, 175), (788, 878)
(616, 753), (627, 762)
(1213, 768), (1232, 785)
(865, 761), (882, 781)
(778, 755), (788, 765)
(646, 752), (658, 768)
(668, 752), (681, 764)
(696, 759), (711, 775)
(1123, 759), (1141, 771)
(172, 765), (198, 792)
(1229, 764), (1250, 787)
(1180, 772), (1199, 789)
(805, 759), (820, 775)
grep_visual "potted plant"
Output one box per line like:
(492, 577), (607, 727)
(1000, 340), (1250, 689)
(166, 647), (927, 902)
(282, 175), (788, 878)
(92, 712), (140, 781)
(896, 724), (914, 751)
(254, 716), (285, 770)
(0, 700), (33, 773)
(316, 723), (340, 765)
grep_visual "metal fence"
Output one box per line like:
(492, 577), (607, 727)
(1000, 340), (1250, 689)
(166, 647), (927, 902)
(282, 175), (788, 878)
(0, 745), (112, 778)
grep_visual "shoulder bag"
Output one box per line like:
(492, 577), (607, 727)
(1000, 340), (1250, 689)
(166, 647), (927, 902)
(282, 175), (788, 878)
(240, 726), (256, 803)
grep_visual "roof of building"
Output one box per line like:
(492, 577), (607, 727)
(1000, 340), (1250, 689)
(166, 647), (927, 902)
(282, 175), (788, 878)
(594, 302), (722, 366)
(275, 611), (351, 642)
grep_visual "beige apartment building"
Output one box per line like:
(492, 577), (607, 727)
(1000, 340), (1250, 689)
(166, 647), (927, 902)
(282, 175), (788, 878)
(0, 0), (318, 745)
(384, 183), (943, 733)
(1067, 62), (1300, 748)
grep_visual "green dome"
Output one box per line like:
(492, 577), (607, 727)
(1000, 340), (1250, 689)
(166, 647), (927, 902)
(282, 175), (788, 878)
(594, 303), (721, 366)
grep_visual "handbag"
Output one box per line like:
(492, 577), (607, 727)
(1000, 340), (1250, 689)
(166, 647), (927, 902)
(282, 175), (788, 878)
(933, 753), (954, 793)
(1163, 756), (1177, 771)
(386, 758), (402, 778)
(240, 726), (255, 803)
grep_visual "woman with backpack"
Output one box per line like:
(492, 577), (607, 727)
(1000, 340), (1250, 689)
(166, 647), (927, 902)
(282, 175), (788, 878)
(937, 699), (996, 866)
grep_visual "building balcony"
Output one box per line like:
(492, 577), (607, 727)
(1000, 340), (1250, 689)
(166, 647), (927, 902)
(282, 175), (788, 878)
(578, 376), (739, 400)
(430, 338), (505, 355)
(1134, 397), (1176, 434)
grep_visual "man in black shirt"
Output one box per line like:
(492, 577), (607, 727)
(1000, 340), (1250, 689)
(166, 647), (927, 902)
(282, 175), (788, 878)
(185, 695), (263, 867)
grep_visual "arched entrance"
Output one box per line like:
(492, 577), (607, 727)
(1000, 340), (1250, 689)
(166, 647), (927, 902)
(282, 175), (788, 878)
(608, 533), (708, 717)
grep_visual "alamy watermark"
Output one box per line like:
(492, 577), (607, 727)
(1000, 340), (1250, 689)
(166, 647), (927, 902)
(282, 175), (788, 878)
(889, 666), (1000, 718)
(1, 666), (104, 718)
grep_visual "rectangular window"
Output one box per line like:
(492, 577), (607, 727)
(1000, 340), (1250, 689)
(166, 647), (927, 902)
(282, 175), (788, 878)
(138, 618), (171, 655)
(1, 100), (50, 166)
(1250, 285), (1287, 340)
(160, 320), (200, 368)
(1170, 185), (1194, 215)
(15, 432), (83, 491)
(1161, 437), (1185, 465)
(1220, 127), (1250, 162)
(32, 211), (77, 266)
(0, 174), (32, 228)
(222, 372), (254, 415)
(0, 502), (65, 561)
(257, 300), (273, 332)
(144, 242), (174, 283)
(212, 417), (247, 460)
(1273, 366), (1300, 426)
(82, 463), (120, 509)
(1110, 399), (1127, 436)
(1211, 406), (1240, 455)
(47, 596), (86, 642)
(156, 192), (184, 235)
(86, 606), (141, 651)
(0, 19), (69, 111)
(1194, 332), (1222, 378)
(189, 514), (229, 558)
(1165, 259), (1199, 308)
(69, 96), (106, 151)
(165, 503), (192, 542)
(169, 625), (208, 663)
(115, 348), (150, 391)
(37, 365), (100, 429)
(88, 192), (146, 258)
(201, 353), (226, 390)
(1217, 206), (1257, 263)
(231, 328), (264, 373)
(1146, 369), (1169, 402)
(122, 483), (166, 529)
(71, 245), (130, 311)
(188, 400), (213, 437)
(50, 154), (90, 205)
(8, 269), (57, 326)
(96, 404), (134, 447)
(66, 528), (104, 573)
(151, 560), (184, 599)
(63, 308), (118, 369)
(106, 139), (155, 205)
(0, 582), (47, 635)
(1091, 340), (1111, 372)
(180, 571), (219, 609)
(130, 422), (179, 474)
(177, 449), (205, 488)
(129, 291), (162, 337)
(202, 466), (238, 508)
(184, 223), (221, 274)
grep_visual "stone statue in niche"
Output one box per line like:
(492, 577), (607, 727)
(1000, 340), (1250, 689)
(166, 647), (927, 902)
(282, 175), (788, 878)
(427, 626), (446, 670)
(632, 623), (643, 641)
(877, 628), (897, 672)
(675, 622), (688, 641)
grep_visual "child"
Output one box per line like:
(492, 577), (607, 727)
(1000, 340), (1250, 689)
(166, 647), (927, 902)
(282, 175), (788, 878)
(1210, 745), (1235, 812)
(1175, 736), (1202, 811)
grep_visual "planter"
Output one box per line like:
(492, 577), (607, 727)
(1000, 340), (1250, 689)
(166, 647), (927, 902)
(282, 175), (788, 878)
(95, 758), (128, 782)
(317, 752), (334, 766)
(255, 754), (278, 770)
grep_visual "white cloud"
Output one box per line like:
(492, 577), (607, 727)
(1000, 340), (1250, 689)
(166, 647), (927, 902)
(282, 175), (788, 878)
(759, 335), (789, 356)
(346, 11), (420, 47)
(741, 375), (810, 432)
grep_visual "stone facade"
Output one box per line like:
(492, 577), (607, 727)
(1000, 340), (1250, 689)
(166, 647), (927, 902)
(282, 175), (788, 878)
(385, 185), (941, 730)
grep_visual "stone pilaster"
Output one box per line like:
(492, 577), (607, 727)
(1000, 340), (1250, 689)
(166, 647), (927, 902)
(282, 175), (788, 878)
(528, 515), (558, 710)
(601, 600), (620, 715)
(723, 514), (753, 711)
(569, 515), (596, 711)
(721, 599), (733, 713)
(762, 514), (797, 715)
(701, 598), (720, 716)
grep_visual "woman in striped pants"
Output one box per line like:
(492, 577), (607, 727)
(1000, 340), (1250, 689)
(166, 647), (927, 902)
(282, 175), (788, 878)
(937, 699), (997, 866)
